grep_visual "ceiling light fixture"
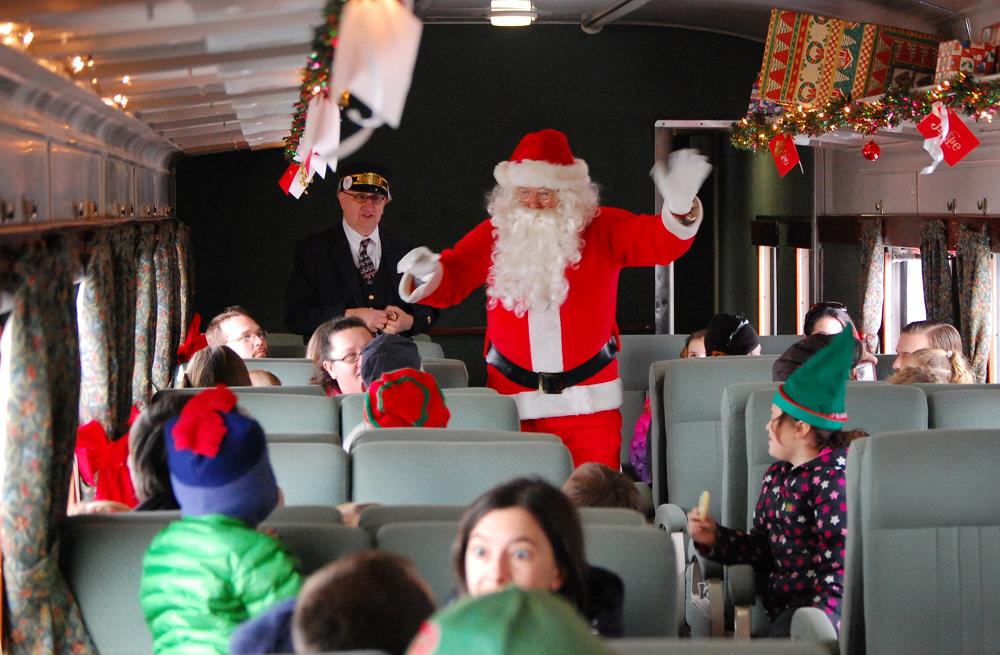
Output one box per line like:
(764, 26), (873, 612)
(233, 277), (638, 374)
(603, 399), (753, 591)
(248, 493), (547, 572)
(490, 0), (536, 27)
(580, 0), (650, 34)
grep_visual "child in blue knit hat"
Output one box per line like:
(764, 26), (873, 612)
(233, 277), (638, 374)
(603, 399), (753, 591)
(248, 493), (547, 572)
(140, 385), (302, 655)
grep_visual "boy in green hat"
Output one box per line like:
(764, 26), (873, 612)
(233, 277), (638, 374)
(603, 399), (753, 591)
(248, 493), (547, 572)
(687, 327), (866, 636)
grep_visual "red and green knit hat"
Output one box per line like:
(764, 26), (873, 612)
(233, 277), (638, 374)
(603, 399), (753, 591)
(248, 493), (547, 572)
(406, 587), (611, 655)
(364, 368), (451, 429)
(773, 325), (856, 430)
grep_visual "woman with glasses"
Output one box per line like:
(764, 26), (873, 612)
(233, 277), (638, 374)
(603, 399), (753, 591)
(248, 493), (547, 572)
(308, 316), (374, 396)
(704, 313), (761, 356)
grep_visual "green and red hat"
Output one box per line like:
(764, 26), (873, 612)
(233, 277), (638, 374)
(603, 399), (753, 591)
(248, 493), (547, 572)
(773, 325), (857, 430)
(364, 368), (451, 429)
(406, 587), (611, 655)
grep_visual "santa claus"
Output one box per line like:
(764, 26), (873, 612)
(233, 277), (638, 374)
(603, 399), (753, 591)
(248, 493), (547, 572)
(398, 129), (710, 468)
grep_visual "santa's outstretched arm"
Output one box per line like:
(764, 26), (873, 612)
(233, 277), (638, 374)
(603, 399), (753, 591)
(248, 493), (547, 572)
(651, 148), (713, 240)
(398, 246), (443, 303)
(398, 218), (495, 307)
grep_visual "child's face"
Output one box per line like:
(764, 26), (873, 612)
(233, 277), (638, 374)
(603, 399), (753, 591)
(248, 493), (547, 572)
(464, 507), (563, 597)
(767, 403), (802, 462)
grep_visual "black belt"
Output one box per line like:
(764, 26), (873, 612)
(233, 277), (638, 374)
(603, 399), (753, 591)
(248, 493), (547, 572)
(486, 337), (618, 395)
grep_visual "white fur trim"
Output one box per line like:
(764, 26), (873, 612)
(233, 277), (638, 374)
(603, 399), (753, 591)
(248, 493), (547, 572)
(528, 306), (563, 372)
(399, 264), (443, 303)
(494, 158), (590, 190)
(511, 378), (623, 420)
(661, 196), (703, 240)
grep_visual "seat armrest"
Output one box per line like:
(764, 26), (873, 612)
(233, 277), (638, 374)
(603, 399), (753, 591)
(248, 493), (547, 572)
(791, 607), (839, 652)
(655, 503), (688, 533)
(725, 563), (756, 606)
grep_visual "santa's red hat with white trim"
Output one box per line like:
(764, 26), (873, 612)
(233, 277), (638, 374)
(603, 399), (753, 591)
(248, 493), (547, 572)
(494, 129), (590, 190)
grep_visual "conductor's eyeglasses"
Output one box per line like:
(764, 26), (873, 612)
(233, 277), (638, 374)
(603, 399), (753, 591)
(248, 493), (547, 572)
(343, 191), (387, 206)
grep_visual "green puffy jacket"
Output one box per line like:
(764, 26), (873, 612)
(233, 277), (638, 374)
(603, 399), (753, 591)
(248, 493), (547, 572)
(140, 514), (302, 655)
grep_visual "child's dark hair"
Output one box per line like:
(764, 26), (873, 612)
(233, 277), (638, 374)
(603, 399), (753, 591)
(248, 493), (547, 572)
(292, 550), (434, 655)
(128, 394), (190, 503)
(562, 463), (650, 517)
(775, 412), (867, 450)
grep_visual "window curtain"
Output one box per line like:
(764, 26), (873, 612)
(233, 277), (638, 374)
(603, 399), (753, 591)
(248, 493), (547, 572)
(919, 220), (955, 325)
(1, 237), (96, 655)
(131, 224), (157, 408)
(174, 222), (194, 344)
(111, 226), (138, 432)
(858, 218), (884, 354)
(955, 225), (992, 383)
(77, 232), (117, 433)
(151, 223), (177, 393)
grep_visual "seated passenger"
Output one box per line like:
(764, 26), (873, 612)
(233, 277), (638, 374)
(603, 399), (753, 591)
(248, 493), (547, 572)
(772, 332), (866, 382)
(704, 313), (760, 356)
(802, 301), (851, 336)
(406, 586), (611, 655)
(452, 478), (624, 637)
(562, 462), (651, 518)
(893, 320), (964, 372)
(680, 329), (707, 358)
(342, 368), (451, 451)
(308, 316), (374, 396)
(888, 347), (973, 384)
(360, 333), (422, 387)
(128, 394), (190, 511)
(249, 369), (282, 386)
(141, 386), (301, 655)
(206, 306), (269, 359)
(231, 551), (435, 655)
(182, 345), (252, 388)
(687, 328), (866, 636)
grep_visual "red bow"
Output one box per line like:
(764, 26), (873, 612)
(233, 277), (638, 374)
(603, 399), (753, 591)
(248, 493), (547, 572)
(177, 313), (209, 364)
(172, 385), (237, 457)
(75, 417), (139, 508)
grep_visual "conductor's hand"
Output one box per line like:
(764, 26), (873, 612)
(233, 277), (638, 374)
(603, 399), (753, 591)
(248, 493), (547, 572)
(397, 246), (440, 282)
(651, 149), (713, 216)
(382, 305), (414, 335)
(687, 506), (719, 548)
(346, 307), (388, 333)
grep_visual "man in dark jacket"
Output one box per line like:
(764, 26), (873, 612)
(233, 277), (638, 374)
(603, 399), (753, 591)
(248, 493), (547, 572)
(284, 162), (438, 341)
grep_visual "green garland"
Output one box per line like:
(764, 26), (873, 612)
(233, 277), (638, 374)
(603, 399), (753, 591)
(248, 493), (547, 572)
(730, 73), (1000, 151)
(283, 0), (348, 162)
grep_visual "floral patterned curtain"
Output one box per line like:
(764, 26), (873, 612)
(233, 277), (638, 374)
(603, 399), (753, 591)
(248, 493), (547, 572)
(920, 220), (955, 325)
(858, 218), (884, 354)
(151, 223), (177, 392)
(111, 226), (138, 432)
(955, 225), (992, 383)
(131, 224), (157, 408)
(174, 222), (194, 344)
(1, 237), (96, 655)
(77, 232), (117, 433)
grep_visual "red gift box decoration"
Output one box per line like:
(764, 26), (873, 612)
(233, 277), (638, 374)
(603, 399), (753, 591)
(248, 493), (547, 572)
(934, 40), (997, 82)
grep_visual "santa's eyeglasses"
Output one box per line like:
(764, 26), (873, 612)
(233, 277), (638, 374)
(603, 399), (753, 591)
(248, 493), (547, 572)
(516, 187), (557, 205)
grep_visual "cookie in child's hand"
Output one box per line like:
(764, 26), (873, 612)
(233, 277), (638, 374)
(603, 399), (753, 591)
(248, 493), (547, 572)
(697, 490), (710, 519)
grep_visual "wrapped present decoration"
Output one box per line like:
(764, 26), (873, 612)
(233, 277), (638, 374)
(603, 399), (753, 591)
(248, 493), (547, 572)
(756, 8), (940, 109)
(982, 22), (1000, 46)
(935, 40), (997, 81)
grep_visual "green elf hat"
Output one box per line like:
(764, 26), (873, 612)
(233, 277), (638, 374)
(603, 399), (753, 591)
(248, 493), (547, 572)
(405, 587), (611, 655)
(773, 325), (857, 430)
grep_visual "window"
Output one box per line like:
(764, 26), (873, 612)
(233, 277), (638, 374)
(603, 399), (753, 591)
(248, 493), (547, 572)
(886, 248), (930, 352)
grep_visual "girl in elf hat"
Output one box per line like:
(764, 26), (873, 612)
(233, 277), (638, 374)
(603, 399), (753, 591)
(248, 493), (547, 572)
(687, 327), (866, 636)
(140, 385), (302, 655)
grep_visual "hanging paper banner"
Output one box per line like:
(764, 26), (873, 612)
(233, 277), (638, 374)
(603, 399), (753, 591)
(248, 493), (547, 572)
(768, 133), (800, 177)
(278, 159), (311, 199)
(917, 105), (980, 171)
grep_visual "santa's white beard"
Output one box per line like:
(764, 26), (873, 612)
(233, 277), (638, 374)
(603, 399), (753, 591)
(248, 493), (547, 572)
(487, 191), (594, 317)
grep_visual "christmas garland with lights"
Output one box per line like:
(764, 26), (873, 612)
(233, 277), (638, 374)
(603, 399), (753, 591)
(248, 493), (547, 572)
(283, 0), (348, 162)
(730, 73), (1000, 151)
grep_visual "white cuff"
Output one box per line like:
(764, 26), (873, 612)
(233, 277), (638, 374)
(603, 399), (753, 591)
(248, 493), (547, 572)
(399, 263), (443, 303)
(661, 196), (703, 240)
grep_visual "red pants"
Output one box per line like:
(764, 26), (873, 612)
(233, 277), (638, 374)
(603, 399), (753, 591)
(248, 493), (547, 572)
(520, 409), (622, 469)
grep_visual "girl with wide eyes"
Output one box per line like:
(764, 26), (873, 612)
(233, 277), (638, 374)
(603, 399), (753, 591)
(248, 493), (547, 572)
(452, 478), (624, 637)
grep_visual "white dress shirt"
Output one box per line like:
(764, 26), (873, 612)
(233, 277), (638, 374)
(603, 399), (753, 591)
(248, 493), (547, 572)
(342, 222), (382, 271)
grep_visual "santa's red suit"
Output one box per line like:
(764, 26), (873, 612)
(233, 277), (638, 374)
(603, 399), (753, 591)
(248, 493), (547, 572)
(400, 129), (708, 468)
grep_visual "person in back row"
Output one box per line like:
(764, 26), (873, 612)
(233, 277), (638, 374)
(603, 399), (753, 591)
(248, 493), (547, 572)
(703, 313), (760, 356)
(562, 462), (651, 518)
(308, 316), (374, 396)
(687, 327), (866, 636)
(452, 477), (624, 637)
(141, 386), (301, 655)
(888, 347), (974, 384)
(182, 345), (252, 388)
(342, 367), (451, 451)
(893, 320), (968, 373)
(206, 306), (269, 359)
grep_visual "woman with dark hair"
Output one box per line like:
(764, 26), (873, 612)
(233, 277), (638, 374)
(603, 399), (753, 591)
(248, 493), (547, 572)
(802, 301), (851, 336)
(451, 478), (624, 637)
(181, 345), (252, 388)
(308, 316), (374, 396)
(128, 394), (190, 511)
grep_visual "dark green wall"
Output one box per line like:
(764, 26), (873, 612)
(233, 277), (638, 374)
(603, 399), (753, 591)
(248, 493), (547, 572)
(177, 24), (765, 345)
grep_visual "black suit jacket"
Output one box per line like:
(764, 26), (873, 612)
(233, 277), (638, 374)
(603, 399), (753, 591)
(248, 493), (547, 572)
(284, 224), (439, 339)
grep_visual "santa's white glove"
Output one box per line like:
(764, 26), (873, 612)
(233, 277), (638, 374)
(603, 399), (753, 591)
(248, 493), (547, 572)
(651, 148), (713, 216)
(397, 246), (440, 282)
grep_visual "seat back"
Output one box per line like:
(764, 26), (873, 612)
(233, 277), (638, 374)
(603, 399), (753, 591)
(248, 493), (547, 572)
(268, 442), (349, 506)
(719, 381), (777, 530)
(349, 428), (558, 451)
(757, 334), (803, 355)
(243, 357), (314, 385)
(583, 525), (678, 637)
(266, 523), (371, 575)
(266, 332), (306, 358)
(415, 340), (445, 359)
(654, 356), (777, 508)
(340, 391), (519, 435)
(154, 385), (325, 399)
(421, 358), (469, 388)
(858, 429), (1000, 654)
(351, 440), (573, 504)
(376, 521), (458, 606)
(925, 387), (1000, 428)
(265, 431), (339, 445)
(234, 393), (339, 434)
(612, 640), (835, 654)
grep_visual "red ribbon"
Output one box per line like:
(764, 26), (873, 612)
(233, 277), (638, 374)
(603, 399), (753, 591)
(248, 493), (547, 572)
(75, 418), (139, 508)
(171, 385), (237, 458)
(177, 313), (208, 364)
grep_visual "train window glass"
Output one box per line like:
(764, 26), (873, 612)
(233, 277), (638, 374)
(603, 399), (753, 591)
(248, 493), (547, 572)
(887, 249), (929, 351)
